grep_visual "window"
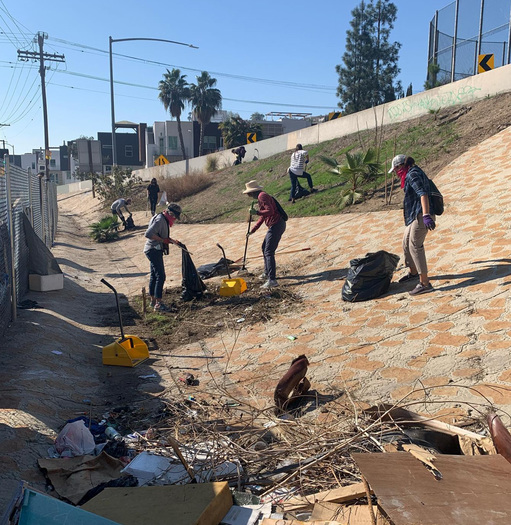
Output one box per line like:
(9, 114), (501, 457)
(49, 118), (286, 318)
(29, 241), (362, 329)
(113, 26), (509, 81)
(31, 162), (36, 169)
(159, 138), (164, 155)
(66, 173), (71, 180)
(203, 136), (216, 150)
(168, 136), (178, 149)
(50, 159), (56, 167)
(125, 145), (133, 158)
(105, 165), (112, 173)
(39, 166), (45, 171)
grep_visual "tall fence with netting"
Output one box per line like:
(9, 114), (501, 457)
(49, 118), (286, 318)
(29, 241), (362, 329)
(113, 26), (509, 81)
(428, 0), (511, 85)
(0, 158), (58, 336)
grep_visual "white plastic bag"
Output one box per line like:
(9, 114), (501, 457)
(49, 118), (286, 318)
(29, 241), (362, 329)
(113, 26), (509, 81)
(55, 420), (96, 457)
(158, 191), (167, 206)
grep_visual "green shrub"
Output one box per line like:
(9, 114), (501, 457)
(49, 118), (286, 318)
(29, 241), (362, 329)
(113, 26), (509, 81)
(89, 215), (119, 242)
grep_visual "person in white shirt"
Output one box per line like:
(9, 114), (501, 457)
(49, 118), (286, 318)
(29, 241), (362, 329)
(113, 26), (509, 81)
(288, 144), (316, 202)
(110, 198), (132, 223)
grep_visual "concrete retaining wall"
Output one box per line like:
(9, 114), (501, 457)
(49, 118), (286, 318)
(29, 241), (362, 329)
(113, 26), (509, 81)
(134, 63), (511, 182)
(56, 179), (93, 195)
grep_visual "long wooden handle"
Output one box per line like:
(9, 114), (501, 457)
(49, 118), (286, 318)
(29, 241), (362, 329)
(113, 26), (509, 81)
(235, 247), (310, 263)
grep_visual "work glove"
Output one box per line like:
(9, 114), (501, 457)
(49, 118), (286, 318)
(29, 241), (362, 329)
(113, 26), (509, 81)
(246, 231), (252, 238)
(249, 207), (259, 216)
(423, 214), (436, 231)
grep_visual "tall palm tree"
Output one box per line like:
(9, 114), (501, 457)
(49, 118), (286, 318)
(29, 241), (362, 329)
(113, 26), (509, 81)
(158, 68), (190, 160)
(189, 71), (222, 157)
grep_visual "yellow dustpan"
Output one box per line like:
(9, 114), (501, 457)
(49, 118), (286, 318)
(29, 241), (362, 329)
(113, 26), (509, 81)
(101, 279), (149, 367)
(217, 244), (247, 297)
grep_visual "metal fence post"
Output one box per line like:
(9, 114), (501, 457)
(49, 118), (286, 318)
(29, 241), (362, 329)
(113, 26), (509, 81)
(5, 157), (17, 322)
(451, 0), (460, 82)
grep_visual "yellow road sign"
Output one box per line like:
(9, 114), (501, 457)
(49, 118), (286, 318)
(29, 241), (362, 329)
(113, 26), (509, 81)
(247, 132), (257, 143)
(327, 111), (342, 121)
(155, 154), (169, 166)
(478, 54), (494, 73)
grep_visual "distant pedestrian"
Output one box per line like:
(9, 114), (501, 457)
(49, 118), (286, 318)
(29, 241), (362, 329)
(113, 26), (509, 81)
(147, 178), (160, 216)
(243, 180), (286, 289)
(143, 203), (182, 312)
(111, 198), (132, 226)
(389, 155), (435, 296)
(288, 144), (316, 202)
(232, 146), (246, 165)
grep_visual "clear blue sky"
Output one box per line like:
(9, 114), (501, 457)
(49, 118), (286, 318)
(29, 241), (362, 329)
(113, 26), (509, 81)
(0, 0), (456, 155)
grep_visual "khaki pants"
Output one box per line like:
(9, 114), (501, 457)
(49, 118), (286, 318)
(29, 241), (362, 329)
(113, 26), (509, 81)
(402, 213), (433, 275)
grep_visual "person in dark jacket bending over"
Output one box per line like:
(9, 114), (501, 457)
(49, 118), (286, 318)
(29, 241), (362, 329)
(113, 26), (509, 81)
(143, 203), (182, 311)
(389, 154), (435, 296)
(147, 178), (160, 216)
(243, 180), (286, 289)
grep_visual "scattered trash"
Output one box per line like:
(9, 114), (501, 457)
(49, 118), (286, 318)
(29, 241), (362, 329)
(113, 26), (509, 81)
(178, 373), (196, 385)
(104, 426), (123, 442)
(138, 373), (157, 379)
(54, 420), (96, 457)
(287, 335), (297, 341)
(51, 350), (63, 355)
(236, 317), (246, 323)
(274, 354), (310, 415)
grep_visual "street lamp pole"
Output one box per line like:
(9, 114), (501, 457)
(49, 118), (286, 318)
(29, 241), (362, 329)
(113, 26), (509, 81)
(108, 36), (198, 167)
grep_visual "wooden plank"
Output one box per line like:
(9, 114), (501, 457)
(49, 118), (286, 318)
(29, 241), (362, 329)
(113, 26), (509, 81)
(278, 482), (369, 512)
(353, 453), (511, 525)
(81, 482), (232, 525)
(311, 501), (389, 524)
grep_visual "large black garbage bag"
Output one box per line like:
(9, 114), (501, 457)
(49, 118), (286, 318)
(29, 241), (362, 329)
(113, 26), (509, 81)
(342, 250), (400, 302)
(197, 257), (234, 279)
(293, 181), (310, 200)
(179, 243), (207, 301)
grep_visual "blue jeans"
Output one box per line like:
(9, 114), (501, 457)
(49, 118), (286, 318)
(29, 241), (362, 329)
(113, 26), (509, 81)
(289, 169), (313, 200)
(146, 249), (166, 299)
(262, 219), (286, 280)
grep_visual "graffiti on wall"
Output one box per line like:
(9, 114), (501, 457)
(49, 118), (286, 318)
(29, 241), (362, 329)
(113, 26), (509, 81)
(388, 86), (482, 121)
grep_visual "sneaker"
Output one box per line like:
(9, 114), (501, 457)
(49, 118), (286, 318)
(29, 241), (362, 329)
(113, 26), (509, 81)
(261, 279), (279, 289)
(409, 282), (434, 296)
(259, 272), (268, 281)
(398, 272), (419, 283)
(310, 188), (318, 193)
(150, 299), (156, 307)
(154, 302), (171, 312)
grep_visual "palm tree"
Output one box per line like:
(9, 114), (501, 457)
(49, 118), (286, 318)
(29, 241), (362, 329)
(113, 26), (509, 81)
(189, 71), (222, 156)
(218, 115), (261, 148)
(322, 148), (381, 209)
(158, 68), (190, 160)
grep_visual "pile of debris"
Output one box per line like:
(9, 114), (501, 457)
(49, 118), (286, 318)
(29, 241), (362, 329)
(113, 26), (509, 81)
(4, 383), (511, 525)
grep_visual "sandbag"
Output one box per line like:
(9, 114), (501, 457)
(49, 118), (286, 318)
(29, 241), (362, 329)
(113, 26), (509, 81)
(180, 243), (206, 301)
(342, 250), (399, 302)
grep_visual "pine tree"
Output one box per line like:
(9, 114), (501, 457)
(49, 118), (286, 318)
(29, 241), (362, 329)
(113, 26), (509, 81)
(336, 0), (401, 114)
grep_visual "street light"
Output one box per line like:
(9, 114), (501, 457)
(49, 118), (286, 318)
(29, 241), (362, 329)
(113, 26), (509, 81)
(109, 37), (198, 167)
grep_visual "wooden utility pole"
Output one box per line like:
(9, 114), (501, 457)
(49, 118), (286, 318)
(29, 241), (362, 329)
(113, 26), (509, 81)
(18, 32), (65, 181)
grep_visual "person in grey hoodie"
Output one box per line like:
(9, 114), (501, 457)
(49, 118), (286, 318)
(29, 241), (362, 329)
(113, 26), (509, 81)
(143, 203), (182, 311)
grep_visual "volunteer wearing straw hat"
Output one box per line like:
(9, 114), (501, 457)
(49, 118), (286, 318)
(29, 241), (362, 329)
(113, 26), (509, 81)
(243, 180), (286, 289)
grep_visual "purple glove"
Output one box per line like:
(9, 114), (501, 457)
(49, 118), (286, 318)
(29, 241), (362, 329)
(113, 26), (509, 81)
(423, 214), (436, 231)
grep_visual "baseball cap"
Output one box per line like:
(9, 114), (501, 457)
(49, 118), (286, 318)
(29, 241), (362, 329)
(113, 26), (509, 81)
(166, 203), (182, 219)
(388, 154), (406, 173)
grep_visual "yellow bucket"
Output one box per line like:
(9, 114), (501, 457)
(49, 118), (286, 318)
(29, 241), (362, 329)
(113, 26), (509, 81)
(102, 335), (149, 367)
(219, 277), (247, 297)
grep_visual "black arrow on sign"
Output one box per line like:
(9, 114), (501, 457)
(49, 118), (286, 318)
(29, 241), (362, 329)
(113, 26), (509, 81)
(479, 54), (492, 72)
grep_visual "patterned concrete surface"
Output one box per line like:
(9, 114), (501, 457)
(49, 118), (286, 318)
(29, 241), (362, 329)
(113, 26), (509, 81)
(1, 126), (511, 512)
(74, 125), (511, 419)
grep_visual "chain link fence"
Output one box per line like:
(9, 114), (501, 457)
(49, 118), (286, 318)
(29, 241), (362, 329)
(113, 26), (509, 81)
(428, 0), (511, 84)
(0, 158), (58, 336)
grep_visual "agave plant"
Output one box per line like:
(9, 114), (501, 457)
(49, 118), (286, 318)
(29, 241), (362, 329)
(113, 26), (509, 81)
(89, 215), (120, 243)
(321, 148), (382, 209)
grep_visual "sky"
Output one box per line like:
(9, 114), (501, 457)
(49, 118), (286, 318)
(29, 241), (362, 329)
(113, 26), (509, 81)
(0, 0), (460, 155)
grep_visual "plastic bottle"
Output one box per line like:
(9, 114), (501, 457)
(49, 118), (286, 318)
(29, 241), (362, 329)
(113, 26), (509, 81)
(105, 426), (123, 441)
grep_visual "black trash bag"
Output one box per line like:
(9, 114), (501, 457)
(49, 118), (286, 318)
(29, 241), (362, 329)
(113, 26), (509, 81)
(342, 250), (399, 302)
(180, 242), (207, 301)
(197, 258), (234, 279)
(293, 181), (310, 200)
(124, 215), (136, 230)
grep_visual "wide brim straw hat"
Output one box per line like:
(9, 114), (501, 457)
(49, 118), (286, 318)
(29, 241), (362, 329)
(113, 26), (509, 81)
(243, 180), (264, 194)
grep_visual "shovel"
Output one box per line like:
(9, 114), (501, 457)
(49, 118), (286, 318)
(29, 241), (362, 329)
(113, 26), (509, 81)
(240, 201), (254, 272)
(216, 243), (247, 296)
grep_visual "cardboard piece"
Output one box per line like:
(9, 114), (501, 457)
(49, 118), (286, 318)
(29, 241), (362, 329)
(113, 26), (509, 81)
(38, 452), (124, 504)
(311, 501), (388, 524)
(81, 482), (232, 525)
(353, 452), (511, 525)
(278, 482), (368, 512)
(260, 520), (340, 525)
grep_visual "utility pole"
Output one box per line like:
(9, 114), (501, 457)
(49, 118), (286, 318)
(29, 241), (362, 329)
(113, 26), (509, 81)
(18, 32), (65, 181)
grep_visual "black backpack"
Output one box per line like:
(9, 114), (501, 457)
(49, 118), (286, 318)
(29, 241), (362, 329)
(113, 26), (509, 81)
(272, 197), (288, 221)
(428, 179), (444, 216)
